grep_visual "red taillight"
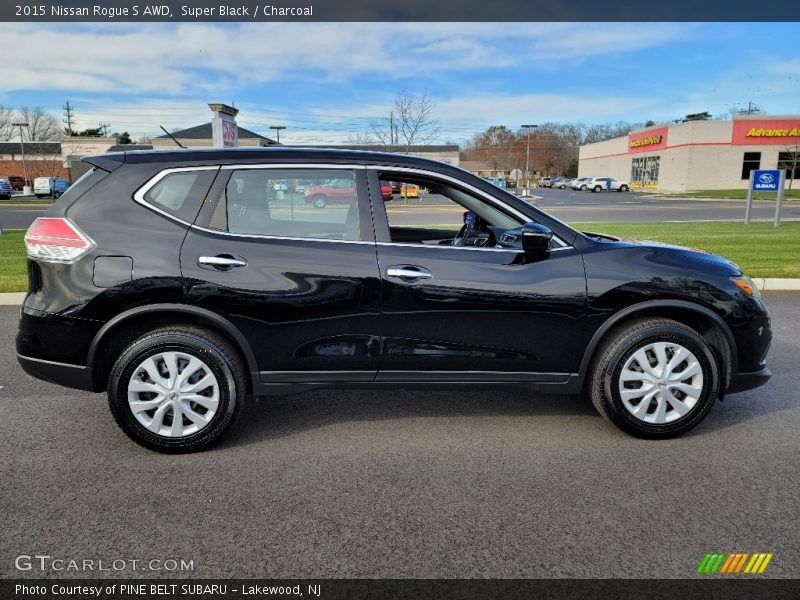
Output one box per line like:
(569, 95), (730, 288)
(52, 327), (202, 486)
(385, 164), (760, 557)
(24, 217), (94, 263)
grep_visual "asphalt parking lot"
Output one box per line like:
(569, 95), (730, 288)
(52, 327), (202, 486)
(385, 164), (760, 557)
(1, 293), (798, 579)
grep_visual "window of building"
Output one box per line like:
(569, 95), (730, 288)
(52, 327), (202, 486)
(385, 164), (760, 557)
(630, 156), (660, 189)
(778, 151), (800, 182)
(221, 168), (362, 241)
(741, 152), (761, 180)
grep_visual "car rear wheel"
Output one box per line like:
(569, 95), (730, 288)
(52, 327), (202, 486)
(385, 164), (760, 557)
(580, 185), (587, 191)
(589, 318), (720, 438)
(312, 194), (326, 208)
(108, 326), (245, 453)
(593, 185), (602, 192)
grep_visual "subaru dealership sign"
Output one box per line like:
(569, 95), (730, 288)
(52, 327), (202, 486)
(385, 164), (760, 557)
(752, 169), (781, 191)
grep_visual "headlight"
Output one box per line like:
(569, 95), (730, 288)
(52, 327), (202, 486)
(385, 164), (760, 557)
(731, 276), (760, 298)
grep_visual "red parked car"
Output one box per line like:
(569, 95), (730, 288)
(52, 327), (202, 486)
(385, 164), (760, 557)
(4, 175), (25, 191)
(304, 178), (357, 208)
(380, 182), (393, 201)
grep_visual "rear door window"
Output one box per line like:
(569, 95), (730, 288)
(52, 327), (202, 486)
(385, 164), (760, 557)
(203, 168), (369, 242)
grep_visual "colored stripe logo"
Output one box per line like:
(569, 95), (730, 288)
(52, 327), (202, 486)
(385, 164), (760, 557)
(697, 552), (773, 574)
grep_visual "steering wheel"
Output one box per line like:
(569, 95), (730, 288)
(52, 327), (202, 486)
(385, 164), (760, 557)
(452, 218), (474, 247)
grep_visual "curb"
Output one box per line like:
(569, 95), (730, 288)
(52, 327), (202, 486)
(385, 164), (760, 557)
(2, 281), (799, 305)
(750, 278), (800, 291)
(0, 292), (26, 305)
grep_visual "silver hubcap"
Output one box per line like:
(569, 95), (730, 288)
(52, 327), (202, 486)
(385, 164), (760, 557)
(618, 341), (704, 425)
(127, 351), (220, 438)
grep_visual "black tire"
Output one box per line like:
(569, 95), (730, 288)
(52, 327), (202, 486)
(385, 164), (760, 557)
(53, 191), (61, 199)
(108, 326), (246, 453)
(593, 185), (602, 192)
(589, 318), (720, 439)
(35, 194), (43, 199)
(312, 194), (326, 208)
(619, 185), (629, 192)
(580, 185), (587, 191)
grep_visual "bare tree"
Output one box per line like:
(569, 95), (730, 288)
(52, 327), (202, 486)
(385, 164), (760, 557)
(0, 105), (16, 141)
(779, 143), (800, 191)
(25, 142), (65, 181)
(371, 92), (440, 152)
(345, 131), (376, 145)
(17, 106), (61, 141)
(465, 126), (521, 176)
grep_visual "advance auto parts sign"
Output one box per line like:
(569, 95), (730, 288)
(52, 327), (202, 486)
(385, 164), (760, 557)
(732, 119), (800, 145)
(628, 127), (668, 153)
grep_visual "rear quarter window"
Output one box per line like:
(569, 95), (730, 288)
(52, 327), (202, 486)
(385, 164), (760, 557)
(141, 169), (219, 223)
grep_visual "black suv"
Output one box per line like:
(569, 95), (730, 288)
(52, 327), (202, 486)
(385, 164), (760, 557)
(17, 148), (771, 452)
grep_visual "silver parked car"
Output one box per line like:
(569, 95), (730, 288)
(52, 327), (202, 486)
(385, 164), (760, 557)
(570, 177), (592, 191)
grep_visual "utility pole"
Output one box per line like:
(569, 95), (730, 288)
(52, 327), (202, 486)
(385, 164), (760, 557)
(63, 102), (74, 136)
(389, 112), (395, 146)
(521, 124), (538, 195)
(269, 125), (286, 144)
(99, 122), (110, 137)
(12, 122), (30, 190)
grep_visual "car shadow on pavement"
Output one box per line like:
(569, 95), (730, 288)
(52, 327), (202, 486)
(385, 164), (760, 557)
(216, 377), (793, 450)
(217, 390), (601, 449)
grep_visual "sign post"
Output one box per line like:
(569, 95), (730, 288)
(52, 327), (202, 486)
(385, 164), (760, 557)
(774, 169), (786, 228)
(208, 103), (239, 148)
(749, 169), (782, 226)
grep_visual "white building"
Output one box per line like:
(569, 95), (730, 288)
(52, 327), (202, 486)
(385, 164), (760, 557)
(578, 115), (800, 192)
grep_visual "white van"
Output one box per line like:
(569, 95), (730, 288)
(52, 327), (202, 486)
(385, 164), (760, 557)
(33, 177), (70, 199)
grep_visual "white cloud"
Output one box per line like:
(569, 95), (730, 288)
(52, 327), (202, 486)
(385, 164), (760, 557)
(0, 22), (691, 96)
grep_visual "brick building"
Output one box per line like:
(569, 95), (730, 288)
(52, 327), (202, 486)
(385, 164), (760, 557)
(0, 142), (69, 185)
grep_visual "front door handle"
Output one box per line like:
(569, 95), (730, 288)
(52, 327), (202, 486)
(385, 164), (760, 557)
(386, 266), (433, 280)
(198, 255), (248, 270)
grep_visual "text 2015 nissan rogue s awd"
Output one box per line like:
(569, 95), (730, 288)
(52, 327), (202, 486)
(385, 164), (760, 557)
(16, 148), (772, 452)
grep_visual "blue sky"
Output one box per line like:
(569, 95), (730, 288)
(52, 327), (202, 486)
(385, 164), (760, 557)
(1, 22), (799, 144)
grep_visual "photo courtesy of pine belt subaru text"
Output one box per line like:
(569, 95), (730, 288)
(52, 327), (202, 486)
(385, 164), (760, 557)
(16, 148), (772, 452)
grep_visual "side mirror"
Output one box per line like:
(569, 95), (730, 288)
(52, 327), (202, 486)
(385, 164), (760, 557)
(521, 222), (553, 258)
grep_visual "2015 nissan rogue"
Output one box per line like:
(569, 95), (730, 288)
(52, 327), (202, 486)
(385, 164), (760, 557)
(16, 148), (772, 452)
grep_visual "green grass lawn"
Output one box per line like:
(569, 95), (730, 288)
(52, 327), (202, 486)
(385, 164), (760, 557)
(0, 222), (798, 292)
(570, 221), (800, 278)
(669, 188), (800, 200)
(0, 231), (27, 292)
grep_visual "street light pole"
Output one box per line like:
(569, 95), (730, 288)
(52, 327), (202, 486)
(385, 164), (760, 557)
(12, 122), (30, 191)
(521, 124), (537, 195)
(269, 125), (286, 145)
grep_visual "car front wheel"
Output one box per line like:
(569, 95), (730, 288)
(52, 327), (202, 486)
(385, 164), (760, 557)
(590, 318), (720, 438)
(312, 194), (327, 208)
(619, 185), (629, 192)
(580, 185), (587, 191)
(593, 185), (602, 192)
(108, 326), (245, 452)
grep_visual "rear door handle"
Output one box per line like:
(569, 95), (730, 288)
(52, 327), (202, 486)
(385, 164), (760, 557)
(198, 255), (248, 270)
(386, 266), (433, 280)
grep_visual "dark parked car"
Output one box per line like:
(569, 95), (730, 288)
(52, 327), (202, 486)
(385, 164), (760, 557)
(0, 179), (12, 199)
(17, 148), (771, 452)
